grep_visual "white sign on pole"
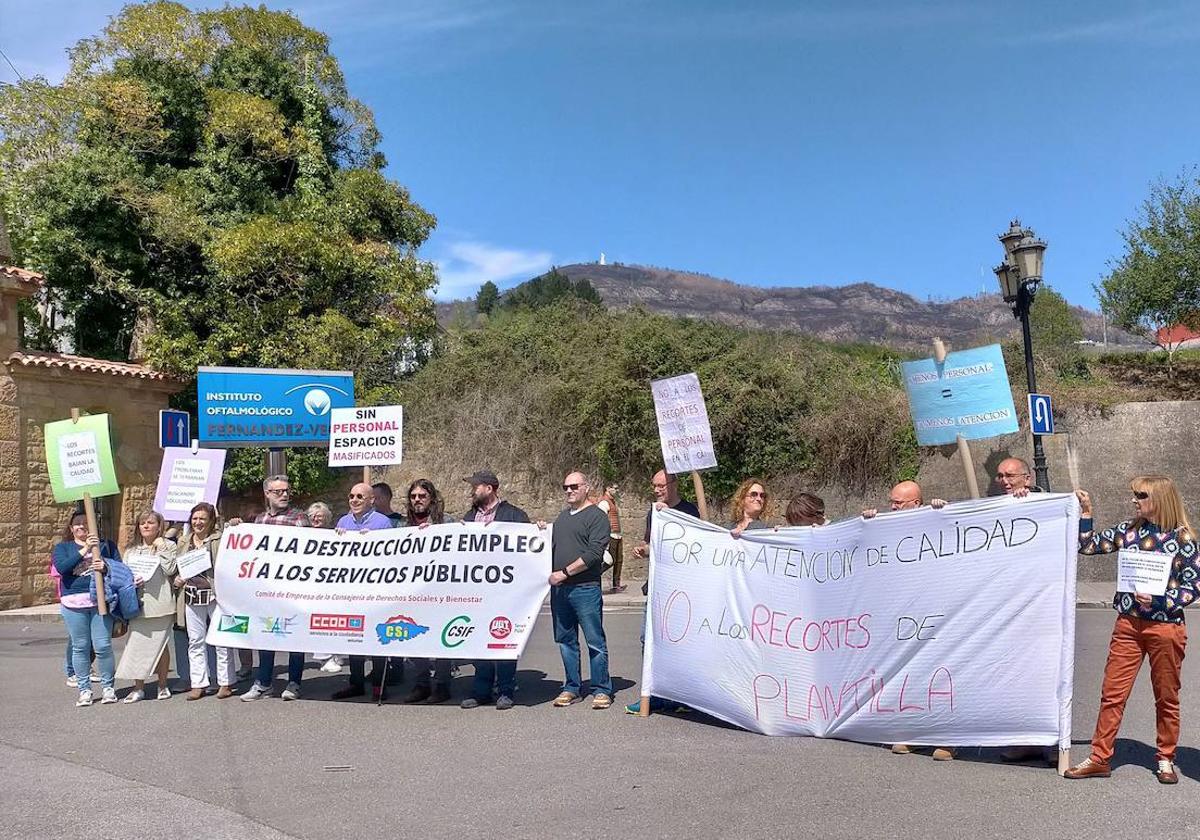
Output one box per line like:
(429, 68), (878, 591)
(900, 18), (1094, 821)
(328, 405), (403, 468)
(1117, 548), (1173, 597)
(207, 520), (550, 658)
(643, 494), (1079, 747)
(650, 373), (717, 474)
(176, 547), (213, 580)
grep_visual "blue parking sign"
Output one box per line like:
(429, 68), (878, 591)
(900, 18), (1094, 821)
(197, 367), (354, 447)
(1028, 393), (1055, 435)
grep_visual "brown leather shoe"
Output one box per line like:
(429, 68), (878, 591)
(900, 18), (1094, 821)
(1156, 760), (1179, 784)
(552, 691), (579, 707)
(216, 686), (234, 699)
(1064, 758), (1111, 779)
(186, 688), (204, 701)
(932, 747), (956, 761)
(891, 743), (913, 754)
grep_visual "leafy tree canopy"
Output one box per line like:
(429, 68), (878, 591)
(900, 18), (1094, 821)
(500, 267), (602, 311)
(0, 1), (438, 492)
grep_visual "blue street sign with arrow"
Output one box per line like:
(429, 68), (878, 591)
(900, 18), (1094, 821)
(159, 409), (191, 448)
(1028, 393), (1054, 435)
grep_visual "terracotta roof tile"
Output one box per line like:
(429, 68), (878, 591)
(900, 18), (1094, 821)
(0, 265), (45, 285)
(6, 350), (184, 385)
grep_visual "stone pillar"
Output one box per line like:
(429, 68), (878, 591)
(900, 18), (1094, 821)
(0, 272), (38, 608)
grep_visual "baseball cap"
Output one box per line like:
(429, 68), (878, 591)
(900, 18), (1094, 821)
(463, 469), (500, 489)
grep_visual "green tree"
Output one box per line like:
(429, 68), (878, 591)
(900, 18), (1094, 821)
(501, 267), (603, 311)
(0, 1), (438, 492)
(1099, 173), (1200, 372)
(475, 280), (498, 314)
(1029, 284), (1088, 379)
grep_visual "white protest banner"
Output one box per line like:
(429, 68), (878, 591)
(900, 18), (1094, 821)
(207, 520), (550, 658)
(1117, 549), (1172, 596)
(651, 373), (717, 474)
(154, 447), (226, 521)
(643, 494), (1079, 747)
(176, 547), (213, 580)
(328, 405), (403, 467)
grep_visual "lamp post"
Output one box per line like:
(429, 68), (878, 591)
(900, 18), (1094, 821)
(993, 219), (1050, 491)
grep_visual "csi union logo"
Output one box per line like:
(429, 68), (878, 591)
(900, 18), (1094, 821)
(441, 615), (475, 648)
(489, 616), (512, 640)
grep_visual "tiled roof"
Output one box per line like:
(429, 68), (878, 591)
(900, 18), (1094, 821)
(0, 264), (45, 285)
(6, 350), (184, 385)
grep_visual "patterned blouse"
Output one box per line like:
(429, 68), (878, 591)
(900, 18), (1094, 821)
(1079, 517), (1200, 624)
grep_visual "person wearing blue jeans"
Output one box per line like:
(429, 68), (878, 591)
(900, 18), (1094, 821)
(61, 606), (116, 703)
(53, 515), (120, 706)
(464, 660), (518, 710)
(546, 471), (614, 709)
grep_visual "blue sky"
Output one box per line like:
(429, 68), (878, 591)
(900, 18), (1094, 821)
(2, 1), (1198, 306)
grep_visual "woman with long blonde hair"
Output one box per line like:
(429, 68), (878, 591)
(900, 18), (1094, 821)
(1065, 476), (1198, 784)
(729, 478), (772, 535)
(115, 509), (177, 702)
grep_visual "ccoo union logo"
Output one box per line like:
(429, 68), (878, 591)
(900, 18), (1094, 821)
(310, 613), (365, 633)
(376, 614), (430, 645)
(441, 615), (475, 648)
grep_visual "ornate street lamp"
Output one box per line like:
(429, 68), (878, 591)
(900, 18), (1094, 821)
(994, 219), (1050, 491)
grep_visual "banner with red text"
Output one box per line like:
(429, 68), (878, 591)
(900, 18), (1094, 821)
(643, 494), (1079, 746)
(207, 521), (551, 659)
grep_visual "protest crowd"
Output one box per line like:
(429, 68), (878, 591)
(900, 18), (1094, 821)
(49, 455), (1197, 785)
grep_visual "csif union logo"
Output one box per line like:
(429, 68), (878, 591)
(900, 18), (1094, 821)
(376, 614), (430, 645)
(441, 615), (475, 648)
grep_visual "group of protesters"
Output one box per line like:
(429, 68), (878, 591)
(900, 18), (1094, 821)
(51, 456), (1197, 784)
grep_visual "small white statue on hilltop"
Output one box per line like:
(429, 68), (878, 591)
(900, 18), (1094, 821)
(599, 252), (606, 266)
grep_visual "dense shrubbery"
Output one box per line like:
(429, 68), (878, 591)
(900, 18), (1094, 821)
(398, 301), (920, 501)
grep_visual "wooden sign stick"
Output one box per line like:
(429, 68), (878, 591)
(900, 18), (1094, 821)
(363, 465), (371, 486)
(690, 470), (709, 521)
(933, 339), (981, 500)
(70, 408), (108, 616)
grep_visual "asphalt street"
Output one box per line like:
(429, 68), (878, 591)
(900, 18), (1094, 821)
(1, 607), (1197, 840)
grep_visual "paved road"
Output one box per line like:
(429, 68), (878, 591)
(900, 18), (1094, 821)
(1, 608), (1197, 840)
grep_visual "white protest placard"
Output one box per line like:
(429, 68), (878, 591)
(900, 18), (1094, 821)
(176, 547), (213, 580)
(154, 448), (226, 521)
(125, 553), (162, 584)
(651, 373), (717, 474)
(207, 520), (550, 658)
(644, 494), (1079, 747)
(328, 405), (403, 468)
(1117, 548), (1172, 596)
(59, 431), (103, 488)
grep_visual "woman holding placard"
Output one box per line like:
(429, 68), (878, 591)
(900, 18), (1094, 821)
(115, 510), (178, 702)
(1065, 477), (1199, 785)
(174, 502), (236, 700)
(53, 512), (122, 706)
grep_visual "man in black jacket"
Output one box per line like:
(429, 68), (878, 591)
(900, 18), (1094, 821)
(459, 469), (530, 711)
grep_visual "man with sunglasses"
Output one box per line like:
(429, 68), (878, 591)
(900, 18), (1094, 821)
(330, 482), (396, 701)
(546, 471), (614, 709)
(402, 479), (454, 704)
(460, 469), (529, 711)
(242, 475), (311, 702)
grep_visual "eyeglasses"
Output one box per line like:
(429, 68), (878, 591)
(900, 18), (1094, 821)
(1133, 491), (1150, 501)
(747, 491), (767, 499)
(651, 483), (668, 490)
(348, 493), (368, 500)
(995, 472), (1029, 480)
(562, 483), (581, 491)
(409, 492), (429, 500)
(266, 488), (290, 495)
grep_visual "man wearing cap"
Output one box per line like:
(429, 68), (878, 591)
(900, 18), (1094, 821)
(459, 470), (530, 711)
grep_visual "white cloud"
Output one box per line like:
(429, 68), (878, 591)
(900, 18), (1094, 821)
(433, 239), (553, 301)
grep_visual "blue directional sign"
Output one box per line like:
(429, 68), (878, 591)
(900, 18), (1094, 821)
(197, 367), (354, 448)
(901, 344), (1020, 446)
(159, 409), (191, 449)
(1028, 393), (1055, 435)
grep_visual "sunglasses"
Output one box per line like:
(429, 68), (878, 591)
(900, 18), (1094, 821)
(348, 493), (368, 500)
(747, 491), (767, 499)
(1133, 491), (1150, 501)
(562, 483), (581, 491)
(409, 492), (429, 500)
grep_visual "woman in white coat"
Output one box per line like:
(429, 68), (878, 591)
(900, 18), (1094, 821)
(115, 510), (177, 702)
(175, 502), (237, 699)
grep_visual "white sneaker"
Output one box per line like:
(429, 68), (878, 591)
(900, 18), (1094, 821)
(281, 681), (301, 701)
(156, 686), (171, 700)
(100, 687), (118, 704)
(319, 658), (343, 674)
(76, 690), (93, 707)
(123, 689), (144, 704)
(241, 682), (271, 702)
(66, 675), (79, 688)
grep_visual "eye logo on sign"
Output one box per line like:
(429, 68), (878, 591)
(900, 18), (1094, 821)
(441, 615), (474, 648)
(283, 382), (351, 417)
(376, 614), (430, 645)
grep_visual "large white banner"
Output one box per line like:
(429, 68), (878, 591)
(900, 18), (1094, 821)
(644, 494), (1079, 747)
(207, 521), (551, 659)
